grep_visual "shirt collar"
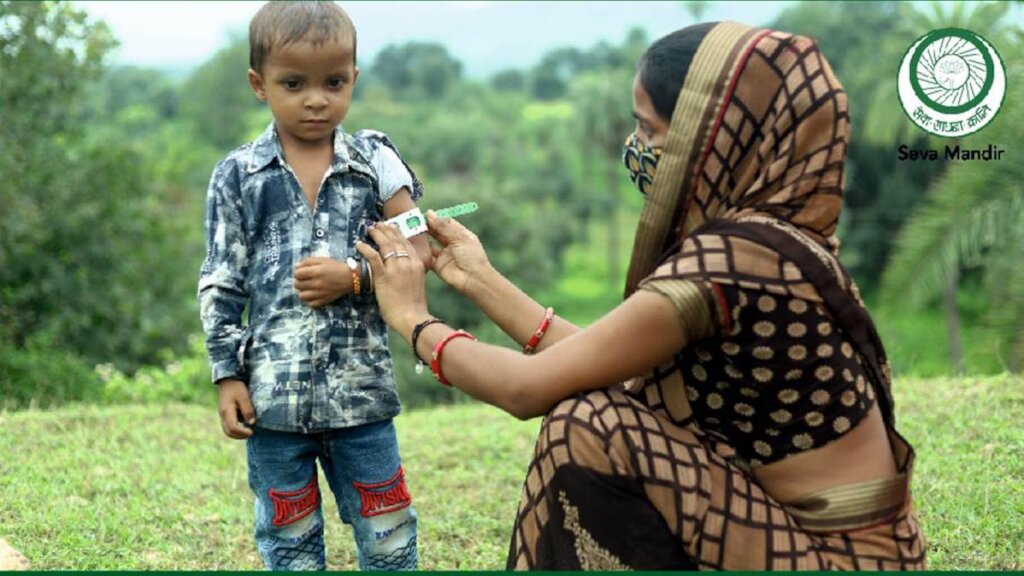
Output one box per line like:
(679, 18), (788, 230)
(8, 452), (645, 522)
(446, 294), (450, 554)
(246, 123), (364, 176)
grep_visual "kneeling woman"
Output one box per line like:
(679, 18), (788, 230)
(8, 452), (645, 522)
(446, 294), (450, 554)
(358, 21), (926, 571)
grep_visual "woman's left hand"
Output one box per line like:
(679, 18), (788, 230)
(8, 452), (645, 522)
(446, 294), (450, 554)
(356, 223), (431, 338)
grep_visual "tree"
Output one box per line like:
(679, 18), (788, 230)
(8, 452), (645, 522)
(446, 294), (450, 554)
(881, 35), (1024, 371)
(490, 69), (527, 93)
(178, 35), (263, 150)
(0, 1), (203, 374)
(568, 69), (635, 289)
(368, 42), (463, 101)
(861, 1), (1017, 372)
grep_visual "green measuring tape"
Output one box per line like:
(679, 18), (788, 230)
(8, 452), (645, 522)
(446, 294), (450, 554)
(433, 202), (479, 219)
(382, 202), (479, 238)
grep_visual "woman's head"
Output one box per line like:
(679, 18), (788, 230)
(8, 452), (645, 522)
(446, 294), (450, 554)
(623, 23), (715, 196)
(634, 22), (717, 143)
(624, 22), (851, 295)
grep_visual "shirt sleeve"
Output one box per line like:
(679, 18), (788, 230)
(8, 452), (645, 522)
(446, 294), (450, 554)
(637, 277), (718, 344)
(197, 160), (250, 384)
(370, 143), (415, 204)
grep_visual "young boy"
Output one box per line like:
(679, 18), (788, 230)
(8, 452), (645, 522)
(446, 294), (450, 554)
(197, 1), (430, 570)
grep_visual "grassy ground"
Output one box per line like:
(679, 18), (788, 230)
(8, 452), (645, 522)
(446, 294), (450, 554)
(1, 376), (1021, 569)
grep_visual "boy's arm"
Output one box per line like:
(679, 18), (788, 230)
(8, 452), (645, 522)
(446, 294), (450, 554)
(369, 134), (429, 269)
(294, 188), (429, 308)
(295, 135), (429, 306)
(382, 188), (433, 270)
(197, 162), (251, 384)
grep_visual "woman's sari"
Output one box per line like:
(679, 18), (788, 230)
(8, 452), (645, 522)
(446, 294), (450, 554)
(506, 22), (926, 570)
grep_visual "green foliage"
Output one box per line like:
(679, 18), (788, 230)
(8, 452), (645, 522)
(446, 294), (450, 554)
(0, 337), (103, 411)
(3, 0), (1018, 415)
(82, 65), (178, 124)
(0, 1), (201, 373)
(527, 28), (647, 101)
(881, 37), (1024, 368)
(178, 35), (263, 150)
(2, 378), (1021, 569)
(97, 335), (215, 406)
(0, 1), (115, 140)
(366, 41), (463, 101)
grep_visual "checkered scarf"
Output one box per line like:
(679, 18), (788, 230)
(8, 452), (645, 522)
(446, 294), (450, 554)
(625, 22), (851, 299)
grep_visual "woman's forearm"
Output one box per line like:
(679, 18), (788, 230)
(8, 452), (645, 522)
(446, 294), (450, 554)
(397, 290), (688, 421)
(402, 320), (544, 418)
(465, 264), (579, 353)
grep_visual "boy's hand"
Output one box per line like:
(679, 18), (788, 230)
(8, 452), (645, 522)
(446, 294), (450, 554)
(217, 379), (256, 439)
(294, 257), (349, 308)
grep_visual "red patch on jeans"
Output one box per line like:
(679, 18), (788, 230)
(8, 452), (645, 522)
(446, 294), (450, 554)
(353, 467), (412, 518)
(269, 476), (319, 526)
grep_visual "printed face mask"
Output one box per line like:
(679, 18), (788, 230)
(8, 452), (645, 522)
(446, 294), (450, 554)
(622, 132), (662, 196)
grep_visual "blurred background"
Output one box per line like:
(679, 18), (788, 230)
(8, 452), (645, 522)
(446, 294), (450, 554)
(1, 0), (1022, 410)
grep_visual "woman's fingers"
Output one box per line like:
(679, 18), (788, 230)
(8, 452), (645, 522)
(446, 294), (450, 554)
(356, 240), (384, 278)
(369, 223), (421, 265)
(426, 210), (462, 246)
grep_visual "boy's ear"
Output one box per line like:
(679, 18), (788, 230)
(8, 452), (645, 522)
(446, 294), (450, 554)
(351, 66), (360, 88)
(248, 68), (267, 101)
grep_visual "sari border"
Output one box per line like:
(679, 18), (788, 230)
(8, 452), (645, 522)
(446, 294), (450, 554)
(625, 22), (767, 296)
(781, 473), (910, 533)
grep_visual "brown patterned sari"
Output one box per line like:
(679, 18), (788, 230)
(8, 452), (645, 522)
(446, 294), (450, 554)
(506, 22), (926, 570)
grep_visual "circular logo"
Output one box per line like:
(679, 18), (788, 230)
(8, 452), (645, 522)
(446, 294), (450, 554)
(898, 28), (1005, 138)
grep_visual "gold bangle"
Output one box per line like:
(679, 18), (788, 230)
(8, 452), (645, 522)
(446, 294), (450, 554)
(346, 257), (361, 296)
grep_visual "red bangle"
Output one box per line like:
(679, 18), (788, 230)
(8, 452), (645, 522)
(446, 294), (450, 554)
(523, 307), (555, 354)
(430, 329), (476, 386)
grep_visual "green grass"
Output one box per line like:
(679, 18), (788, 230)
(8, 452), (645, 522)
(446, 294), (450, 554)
(1, 377), (1021, 569)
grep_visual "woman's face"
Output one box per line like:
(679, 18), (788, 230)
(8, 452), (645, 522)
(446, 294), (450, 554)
(631, 73), (670, 148)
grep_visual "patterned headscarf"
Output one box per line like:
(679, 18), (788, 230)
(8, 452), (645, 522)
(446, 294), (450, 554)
(625, 22), (851, 298)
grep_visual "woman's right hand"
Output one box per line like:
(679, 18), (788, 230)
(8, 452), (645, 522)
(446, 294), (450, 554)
(426, 210), (492, 296)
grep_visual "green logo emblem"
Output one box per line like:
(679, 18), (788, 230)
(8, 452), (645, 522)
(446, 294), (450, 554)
(898, 28), (1005, 137)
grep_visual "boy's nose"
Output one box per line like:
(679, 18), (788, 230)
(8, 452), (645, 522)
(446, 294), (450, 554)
(304, 91), (328, 109)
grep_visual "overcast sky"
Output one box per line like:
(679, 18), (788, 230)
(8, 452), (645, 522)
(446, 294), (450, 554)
(74, 1), (793, 77)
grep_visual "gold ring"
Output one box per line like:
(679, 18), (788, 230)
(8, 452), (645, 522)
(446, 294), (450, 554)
(382, 251), (398, 261)
(395, 251), (411, 259)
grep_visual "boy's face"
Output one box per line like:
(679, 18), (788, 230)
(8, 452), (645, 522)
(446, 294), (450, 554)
(248, 35), (359, 149)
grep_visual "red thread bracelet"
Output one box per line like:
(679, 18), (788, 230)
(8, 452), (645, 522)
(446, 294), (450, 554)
(523, 307), (555, 354)
(430, 329), (476, 386)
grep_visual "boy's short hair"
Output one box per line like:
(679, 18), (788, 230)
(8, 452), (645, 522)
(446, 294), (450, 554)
(249, 1), (357, 71)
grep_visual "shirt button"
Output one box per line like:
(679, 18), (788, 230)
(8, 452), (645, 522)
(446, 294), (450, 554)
(315, 228), (325, 238)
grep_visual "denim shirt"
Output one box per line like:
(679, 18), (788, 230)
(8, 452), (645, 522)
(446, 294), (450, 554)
(198, 124), (423, 433)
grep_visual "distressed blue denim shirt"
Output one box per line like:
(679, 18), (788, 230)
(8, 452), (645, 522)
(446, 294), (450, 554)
(198, 124), (423, 433)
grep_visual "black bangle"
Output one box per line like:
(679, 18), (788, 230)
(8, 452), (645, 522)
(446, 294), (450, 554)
(360, 259), (373, 293)
(411, 318), (445, 363)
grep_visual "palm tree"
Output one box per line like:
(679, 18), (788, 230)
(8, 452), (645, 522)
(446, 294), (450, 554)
(568, 69), (636, 289)
(860, 1), (1016, 148)
(881, 27), (1024, 371)
(866, 1), (1019, 372)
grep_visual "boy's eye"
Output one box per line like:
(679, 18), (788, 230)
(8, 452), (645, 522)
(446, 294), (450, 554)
(327, 78), (346, 89)
(283, 79), (301, 89)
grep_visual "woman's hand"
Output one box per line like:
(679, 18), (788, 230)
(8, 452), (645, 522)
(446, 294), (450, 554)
(426, 210), (493, 296)
(356, 223), (431, 338)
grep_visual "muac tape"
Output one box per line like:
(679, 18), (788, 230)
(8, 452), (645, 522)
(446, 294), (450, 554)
(383, 203), (479, 238)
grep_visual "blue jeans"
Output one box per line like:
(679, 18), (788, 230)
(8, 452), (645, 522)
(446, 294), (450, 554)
(245, 419), (418, 570)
